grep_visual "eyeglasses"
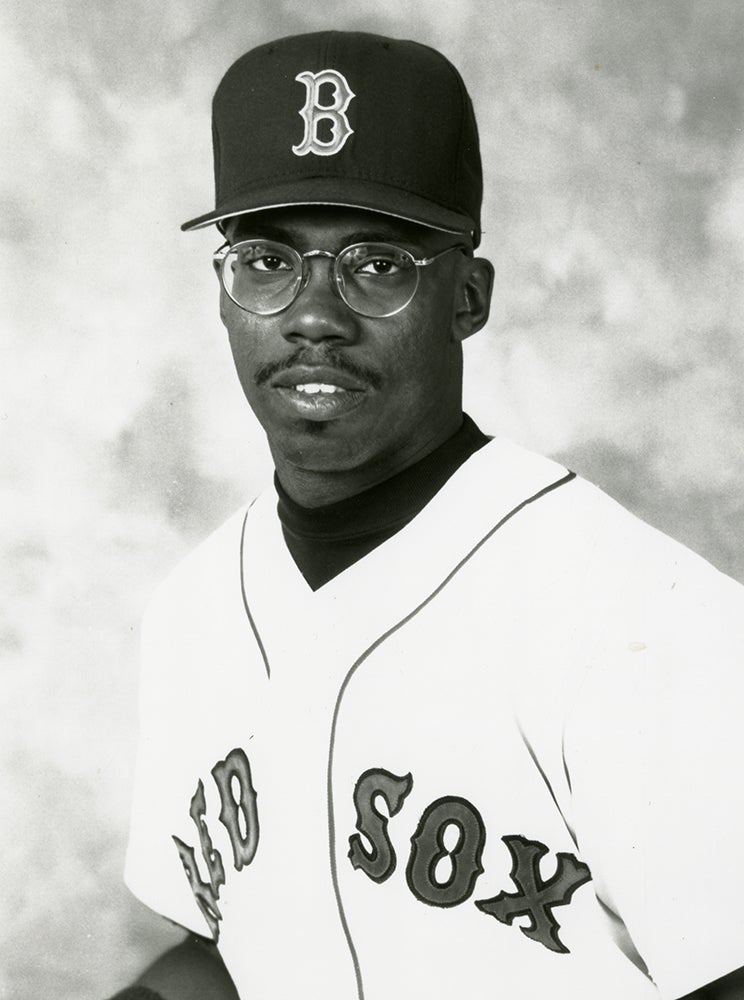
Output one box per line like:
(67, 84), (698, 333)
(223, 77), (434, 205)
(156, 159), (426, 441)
(213, 239), (469, 318)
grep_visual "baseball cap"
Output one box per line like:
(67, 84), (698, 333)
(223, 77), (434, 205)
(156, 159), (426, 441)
(181, 30), (483, 246)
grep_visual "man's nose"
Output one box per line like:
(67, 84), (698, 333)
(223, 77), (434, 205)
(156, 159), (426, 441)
(279, 257), (360, 345)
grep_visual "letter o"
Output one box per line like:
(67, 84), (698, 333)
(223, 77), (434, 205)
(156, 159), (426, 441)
(406, 796), (486, 907)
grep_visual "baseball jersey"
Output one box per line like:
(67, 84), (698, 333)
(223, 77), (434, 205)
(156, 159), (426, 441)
(125, 434), (744, 999)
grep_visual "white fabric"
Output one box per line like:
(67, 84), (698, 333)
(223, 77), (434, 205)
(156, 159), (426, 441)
(125, 436), (744, 999)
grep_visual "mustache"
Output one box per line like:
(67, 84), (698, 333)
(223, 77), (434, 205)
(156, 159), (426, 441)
(255, 348), (382, 390)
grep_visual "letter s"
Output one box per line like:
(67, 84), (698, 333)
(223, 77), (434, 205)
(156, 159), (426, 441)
(348, 768), (413, 883)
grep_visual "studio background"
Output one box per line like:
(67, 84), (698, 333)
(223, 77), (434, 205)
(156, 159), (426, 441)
(2, 2), (743, 998)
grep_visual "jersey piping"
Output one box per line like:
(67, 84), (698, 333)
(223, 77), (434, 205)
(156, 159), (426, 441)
(239, 466), (576, 1000)
(326, 469), (576, 1000)
(239, 500), (271, 679)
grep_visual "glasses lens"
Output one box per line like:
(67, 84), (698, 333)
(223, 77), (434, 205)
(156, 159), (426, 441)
(222, 241), (301, 314)
(336, 244), (418, 317)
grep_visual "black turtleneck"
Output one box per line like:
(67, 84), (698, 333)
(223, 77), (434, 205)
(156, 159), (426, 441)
(275, 414), (490, 590)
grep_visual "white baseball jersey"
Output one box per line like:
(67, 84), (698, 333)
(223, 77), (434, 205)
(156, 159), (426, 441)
(125, 435), (744, 999)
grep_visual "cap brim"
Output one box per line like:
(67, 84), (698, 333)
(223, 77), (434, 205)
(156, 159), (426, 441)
(180, 176), (476, 239)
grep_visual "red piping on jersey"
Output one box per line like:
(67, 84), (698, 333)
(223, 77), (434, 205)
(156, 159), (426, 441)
(239, 499), (271, 679)
(325, 469), (577, 1000)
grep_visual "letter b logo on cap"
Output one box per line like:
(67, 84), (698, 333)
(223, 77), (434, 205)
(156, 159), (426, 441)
(292, 69), (355, 157)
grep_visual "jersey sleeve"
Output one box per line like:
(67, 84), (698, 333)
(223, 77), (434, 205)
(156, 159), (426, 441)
(564, 517), (744, 1000)
(123, 506), (253, 940)
(124, 586), (215, 938)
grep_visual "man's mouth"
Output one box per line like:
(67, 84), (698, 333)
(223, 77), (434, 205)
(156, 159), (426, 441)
(269, 367), (371, 420)
(269, 363), (369, 391)
(293, 383), (347, 395)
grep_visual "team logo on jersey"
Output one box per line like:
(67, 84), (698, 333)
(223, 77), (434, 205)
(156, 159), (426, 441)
(172, 747), (259, 940)
(476, 835), (593, 954)
(292, 69), (355, 156)
(348, 767), (592, 954)
(172, 753), (591, 953)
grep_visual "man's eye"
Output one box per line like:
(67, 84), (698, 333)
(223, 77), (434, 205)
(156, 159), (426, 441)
(247, 255), (292, 272)
(356, 257), (400, 276)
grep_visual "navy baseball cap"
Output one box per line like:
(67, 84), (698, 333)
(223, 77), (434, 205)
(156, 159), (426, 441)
(181, 31), (483, 246)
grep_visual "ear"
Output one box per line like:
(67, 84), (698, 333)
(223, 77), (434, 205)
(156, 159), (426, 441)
(451, 256), (494, 343)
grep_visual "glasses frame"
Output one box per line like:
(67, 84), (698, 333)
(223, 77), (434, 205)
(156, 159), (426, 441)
(212, 239), (469, 318)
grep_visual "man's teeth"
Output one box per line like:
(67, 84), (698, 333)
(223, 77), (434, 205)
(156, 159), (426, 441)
(294, 383), (346, 394)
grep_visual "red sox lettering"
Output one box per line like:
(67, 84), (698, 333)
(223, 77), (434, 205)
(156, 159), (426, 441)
(173, 754), (591, 953)
(172, 747), (258, 940)
(475, 836), (593, 954)
(349, 767), (592, 954)
(172, 778), (224, 937)
(348, 768), (414, 883)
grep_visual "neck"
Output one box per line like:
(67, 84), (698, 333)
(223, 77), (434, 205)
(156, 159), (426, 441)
(272, 413), (464, 508)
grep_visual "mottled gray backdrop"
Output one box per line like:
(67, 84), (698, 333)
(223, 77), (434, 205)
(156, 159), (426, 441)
(2, 1), (743, 998)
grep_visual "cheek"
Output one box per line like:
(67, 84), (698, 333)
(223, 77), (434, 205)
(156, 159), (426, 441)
(226, 321), (263, 395)
(387, 296), (458, 391)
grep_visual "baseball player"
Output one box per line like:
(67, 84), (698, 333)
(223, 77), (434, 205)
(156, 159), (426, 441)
(110, 30), (744, 1000)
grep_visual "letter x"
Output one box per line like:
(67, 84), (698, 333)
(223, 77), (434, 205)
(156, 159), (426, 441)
(475, 834), (592, 953)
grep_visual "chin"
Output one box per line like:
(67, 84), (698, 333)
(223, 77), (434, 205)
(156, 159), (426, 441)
(271, 421), (374, 473)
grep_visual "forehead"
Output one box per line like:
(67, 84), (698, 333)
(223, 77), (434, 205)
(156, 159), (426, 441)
(224, 205), (463, 252)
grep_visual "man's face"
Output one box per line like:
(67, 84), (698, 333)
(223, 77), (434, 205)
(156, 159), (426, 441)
(219, 206), (485, 495)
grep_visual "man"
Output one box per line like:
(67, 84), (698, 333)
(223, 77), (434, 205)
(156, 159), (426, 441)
(112, 30), (744, 1000)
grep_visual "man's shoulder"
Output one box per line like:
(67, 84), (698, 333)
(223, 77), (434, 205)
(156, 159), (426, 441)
(143, 501), (256, 629)
(472, 434), (741, 599)
(563, 466), (734, 588)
